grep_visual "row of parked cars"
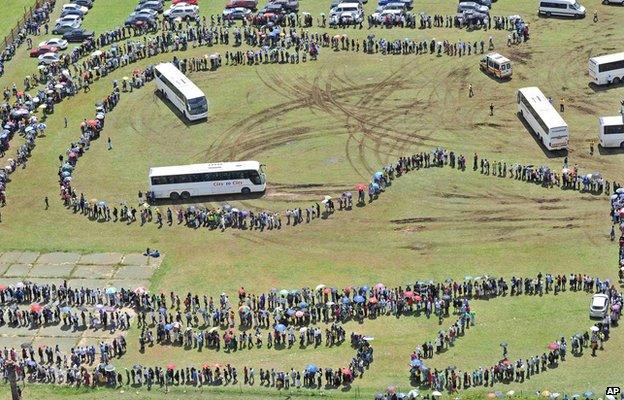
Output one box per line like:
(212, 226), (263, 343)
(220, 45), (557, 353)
(33, 0), (95, 64)
(221, 0), (299, 22)
(125, 0), (200, 26)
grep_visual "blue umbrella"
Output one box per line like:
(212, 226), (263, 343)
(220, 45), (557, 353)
(60, 306), (71, 313)
(306, 364), (318, 373)
(159, 307), (166, 314)
(298, 301), (308, 309)
(354, 295), (365, 304)
(371, 182), (380, 190)
(373, 171), (383, 179)
(410, 359), (423, 367)
(286, 308), (296, 316)
(61, 171), (71, 178)
(361, 286), (369, 293)
(275, 323), (286, 332)
(583, 392), (593, 399)
(341, 297), (350, 304)
(164, 323), (173, 331)
(106, 287), (117, 294)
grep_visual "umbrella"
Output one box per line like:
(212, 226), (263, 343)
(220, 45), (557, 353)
(238, 305), (250, 313)
(295, 310), (304, 318)
(299, 327), (307, 333)
(0, 284), (7, 291)
(275, 323), (286, 332)
(286, 308), (296, 316)
(341, 367), (352, 376)
(279, 289), (289, 296)
(547, 342), (560, 350)
(432, 391), (442, 397)
(374, 283), (385, 290)
(106, 287), (117, 294)
(354, 295), (365, 304)
(208, 327), (219, 333)
(323, 287), (332, 295)
(341, 297), (350, 304)
(500, 342), (508, 347)
(326, 301), (335, 306)
(551, 394), (560, 399)
(542, 391), (551, 397)
(91, 50), (102, 57)
(590, 326), (599, 332)
(356, 183), (367, 191)
(583, 392), (593, 399)
(323, 195), (331, 202)
(369, 296), (379, 304)
(507, 391), (515, 396)
(298, 301), (308, 309)
(30, 303), (42, 313)
(315, 284), (326, 291)
(166, 364), (176, 370)
(413, 295), (422, 301)
(104, 364), (115, 372)
(488, 393), (497, 399)
(60, 306), (71, 313)
(410, 359), (423, 367)
(133, 287), (147, 295)
(21, 342), (32, 349)
(306, 364), (318, 373)
(164, 324), (173, 331)
(407, 389), (420, 399)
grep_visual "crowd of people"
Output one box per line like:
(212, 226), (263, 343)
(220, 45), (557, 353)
(0, 270), (620, 394)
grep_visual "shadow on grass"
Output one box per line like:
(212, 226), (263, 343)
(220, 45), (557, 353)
(516, 112), (568, 159)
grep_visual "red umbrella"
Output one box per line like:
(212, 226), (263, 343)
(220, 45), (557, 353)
(368, 297), (378, 304)
(501, 358), (511, 365)
(413, 294), (422, 301)
(403, 291), (414, 298)
(202, 363), (210, 369)
(86, 119), (98, 127)
(30, 303), (42, 313)
(0, 284), (7, 291)
(356, 184), (367, 191)
(166, 364), (176, 370)
(547, 342), (560, 350)
(323, 287), (332, 295)
(343, 286), (352, 294)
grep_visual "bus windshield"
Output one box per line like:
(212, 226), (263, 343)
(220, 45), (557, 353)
(571, 1), (581, 9)
(187, 97), (207, 114)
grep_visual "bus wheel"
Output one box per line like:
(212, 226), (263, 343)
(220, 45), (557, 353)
(181, 191), (190, 200)
(620, 142), (624, 149)
(169, 192), (180, 200)
(545, 12), (551, 17)
(614, 77), (621, 84)
(241, 187), (251, 194)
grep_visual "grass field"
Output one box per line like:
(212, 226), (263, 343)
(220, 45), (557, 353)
(0, 0), (37, 44)
(1, 0), (624, 397)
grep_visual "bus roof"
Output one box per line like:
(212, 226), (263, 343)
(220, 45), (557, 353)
(149, 161), (261, 177)
(589, 52), (624, 65)
(154, 62), (205, 100)
(599, 115), (624, 126)
(518, 87), (567, 129)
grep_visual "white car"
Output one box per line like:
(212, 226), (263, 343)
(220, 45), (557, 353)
(62, 3), (88, 13)
(589, 294), (609, 318)
(129, 8), (158, 18)
(38, 52), (61, 65)
(602, 0), (624, 3)
(55, 14), (82, 24)
(39, 38), (68, 50)
(222, 6), (252, 19)
(52, 20), (81, 34)
(163, 5), (199, 19)
(374, 8), (403, 22)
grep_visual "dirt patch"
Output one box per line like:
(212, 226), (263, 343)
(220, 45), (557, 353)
(473, 122), (503, 128)
(400, 243), (430, 251)
(539, 205), (566, 210)
(552, 223), (580, 229)
(391, 217), (438, 224)
(393, 225), (427, 232)
(533, 197), (561, 204)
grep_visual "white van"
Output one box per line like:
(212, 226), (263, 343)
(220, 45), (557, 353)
(538, 0), (586, 17)
(599, 116), (624, 148)
(330, 2), (364, 22)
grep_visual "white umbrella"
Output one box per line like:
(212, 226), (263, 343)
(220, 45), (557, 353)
(590, 326), (599, 332)
(407, 389), (420, 399)
(432, 391), (442, 397)
(91, 50), (102, 57)
(507, 391), (515, 396)
(315, 284), (326, 291)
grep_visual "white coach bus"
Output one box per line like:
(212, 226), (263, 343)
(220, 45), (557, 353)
(588, 52), (624, 85)
(148, 161), (266, 200)
(517, 87), (569, 151)
(598, 116), (624, 148)
(154, 62), (208, 121)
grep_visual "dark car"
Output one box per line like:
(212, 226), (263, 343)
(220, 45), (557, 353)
(225, 0), (258, 10)
(136, 1), (163, 12)
(269, 0), (298, 12)
(70, 0), (93, 8)
(62, 28), (94, 42)
(260, 3), (285, 14)
(125, 14), (156, 26)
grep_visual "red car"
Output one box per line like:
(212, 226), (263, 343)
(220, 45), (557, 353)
(225, 0), (257, 10)
(173, 0), (197, 4)
(30, 44), (59, 57)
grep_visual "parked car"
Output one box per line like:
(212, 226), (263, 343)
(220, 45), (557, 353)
(164, 4), (199, 19)
(269, 0), (298, 12)
(70, 0), (93, 8)
(38, 52), (61, 64)
(462, 0), (491, 8)
(30, 44), (59, 57)
(136, 1), (164, 12)
(330, 2), (364, 23)
(60, 8), (85, 18)
(378, 0), (410, 7)
(173, 0), (197, 4)
(55, 14), (82, 25)
(223, 6), (252, 19)
(62, 28), (94, 42)
(39, 38), (68, 50)
(457, 1), (489, 14)
(590, 293), (610, 318)
(62, 3), (89, 13)
(225, 0), (258, 10)
(259, 3), (285, 14)
(125, 13), (156, 26)
(129, 8), (158, 18)
(52, 20), (81, 34)
(602, 0), (624, 4)
(374, 8), (403, 22)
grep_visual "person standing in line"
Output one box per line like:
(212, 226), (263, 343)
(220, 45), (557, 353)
(490, 103), (494, 116)
(560, 97), (565, 112)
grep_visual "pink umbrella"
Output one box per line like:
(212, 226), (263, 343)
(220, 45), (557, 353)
(403, 291), (414, 298)
(30, 303), (42, 313)
(356, 184), (367, 191)
(413, 295), (422, 301)
(295, 310), (304, 317)
(166, 363), (176, 370)
(368, 297), (379, 304)
(547, 342), (560, 350)
(374, 283), (385, 291)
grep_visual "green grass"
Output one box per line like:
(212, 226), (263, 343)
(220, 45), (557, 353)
(0, 0), (624, 397)
(0, 0), (36, 44)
